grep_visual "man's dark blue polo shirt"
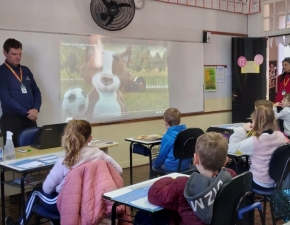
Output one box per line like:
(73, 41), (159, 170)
(0, 60), (42, 116)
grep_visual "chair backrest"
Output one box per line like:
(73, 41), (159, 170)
(17, 127), (40, 146)
(173, 128), (204, 171)
(211, 171), (253, 225)
(173, 128), (204, 160)
(269, 144), (290, 189)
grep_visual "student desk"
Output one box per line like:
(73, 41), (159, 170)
(207, 123), (249, 172)
(0, 141), (118, 225)
(103, 172), (187, 225)
(206, 123), (245, 138)
(125, 138), (162, 185)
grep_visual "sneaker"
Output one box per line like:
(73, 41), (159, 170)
(5, 217), (19, 225)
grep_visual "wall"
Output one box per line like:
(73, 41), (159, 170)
(0, 0), (247, 167)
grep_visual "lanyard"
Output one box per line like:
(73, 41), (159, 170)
(4, 62), (22, 84)
(284, 77), (290, 88)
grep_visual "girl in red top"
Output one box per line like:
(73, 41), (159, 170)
(275, 58), (290, 103)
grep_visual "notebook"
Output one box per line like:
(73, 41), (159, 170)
(30, 123), (67, 149)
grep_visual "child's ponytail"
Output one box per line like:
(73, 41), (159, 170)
(62, 120), (92, 169)
(251, 106), (276, 137)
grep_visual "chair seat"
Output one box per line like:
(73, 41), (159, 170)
(152, 164), (197, 175)
(253, 188), (275, 196)
(32, 204), (60, 220)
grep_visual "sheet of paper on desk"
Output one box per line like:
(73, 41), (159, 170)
(38, 155), (58, 161)
(17, 161), (45, 169)
(9, 155), (59, 169)
(131, 197), (161, 211)
(89, 139), (114, 146)
(134, 134), (162, 141)
(112, 185), (162, 212)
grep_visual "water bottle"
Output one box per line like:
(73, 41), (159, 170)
(4, 131), (15, 160)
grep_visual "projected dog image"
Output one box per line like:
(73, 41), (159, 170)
(60, 38), (169, 123)
(91, 50), (126, 119)
(79, 46), (132, 119)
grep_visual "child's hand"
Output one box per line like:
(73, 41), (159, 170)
(274, 102), (282, 107)
(243, 122), (253, 131)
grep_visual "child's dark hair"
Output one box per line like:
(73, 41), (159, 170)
(195, 132), (228, 172)
(3, 38), (22, 53)
(163, 108), (181, 126)
(251, 106), (276, 137)
(254, 99), (273, 109)
(62, 120), (92, 169)
(279, 58), (290, 83)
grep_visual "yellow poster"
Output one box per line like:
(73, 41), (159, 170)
(204, 67), (217, 91)
(241, 61), (259, 73)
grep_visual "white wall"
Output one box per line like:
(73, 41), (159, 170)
(0, 0), (247, 168)
(0, 0), (247, 41)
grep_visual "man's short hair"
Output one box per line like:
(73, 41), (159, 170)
(3, 38), (22, 53)
(254, 99), (273, 109)
(195, 132), (228, 172)
(163, 108), (181, 126)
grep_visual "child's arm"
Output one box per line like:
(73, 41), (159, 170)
(148, 176), (188, 211)
(228, 127), (254, 155)
(273, 105), (288, 120)
(153, 137), (172, 168)
(42, 158), (67, 194)
(101, 151), (123, 174)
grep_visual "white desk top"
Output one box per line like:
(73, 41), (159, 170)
(104, 173), (188, 212)
(210, 123), (244, 130)
(125, 137), (162, 145)
(0, 139), (118, 172)
(284, 222), (290, 225)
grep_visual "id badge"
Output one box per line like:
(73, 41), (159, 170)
(20, 84), (27, 94)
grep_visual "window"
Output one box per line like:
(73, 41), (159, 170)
(263, 0), (288, 31)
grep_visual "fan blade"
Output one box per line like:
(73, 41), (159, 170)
(118, 3), (131, 8)
(105, 15), (114, 26)
(102, 0), (110, 7)
(100, 13), (109, 20)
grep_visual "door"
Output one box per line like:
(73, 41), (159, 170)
(232, 37), (267, 123)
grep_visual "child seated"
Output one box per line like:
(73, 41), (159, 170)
(274, 93), (290, 138)
(147, 132), (235, 225)
(153, 108), (189, 172)
(5, 120), (122, 225)
(247, 99), (274, 137)
(228, 106), (286, 190)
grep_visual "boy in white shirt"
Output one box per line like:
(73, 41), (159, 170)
(273, 93), (290, 137)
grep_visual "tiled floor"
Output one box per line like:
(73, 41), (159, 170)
(0, 164), (286, 225)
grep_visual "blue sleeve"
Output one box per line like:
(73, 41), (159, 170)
(153, 135), (172, 168)
(0, 70), (27, 116)
(28, 68), (42, 111)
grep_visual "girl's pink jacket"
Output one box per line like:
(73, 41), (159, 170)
(57, 160), (130, 225)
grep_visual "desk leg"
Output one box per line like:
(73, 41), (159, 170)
(101, 147), (108, 154)
(111, 202), (118, 225)
(149, 145), (154, 179)
(21, 173), (28, 225)
(130, 142), (134, 185)
(1, 168), (6, 225)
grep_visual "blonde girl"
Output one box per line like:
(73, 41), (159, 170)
(5, 120), (122, 225)
(228, 106), (286, 190)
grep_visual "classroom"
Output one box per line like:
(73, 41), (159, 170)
(0, 0), (251, 168)
(0, 0), (288, 224)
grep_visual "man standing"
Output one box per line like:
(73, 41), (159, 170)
(0, 38), (42, 146)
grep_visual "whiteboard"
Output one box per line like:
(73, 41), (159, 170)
(0, 30), (204, 125)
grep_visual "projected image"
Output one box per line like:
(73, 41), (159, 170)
(60, 36), (169, 122)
